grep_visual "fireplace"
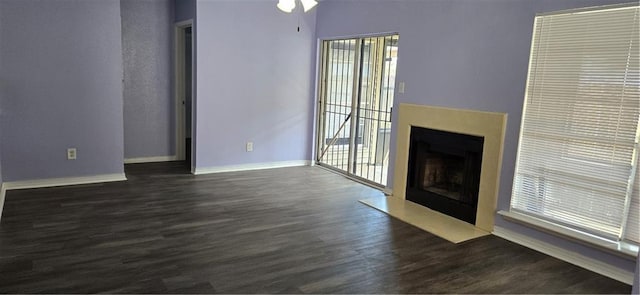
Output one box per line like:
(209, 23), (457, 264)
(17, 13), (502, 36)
(406, 126), (484, 225)
(393, 104), (506, 233)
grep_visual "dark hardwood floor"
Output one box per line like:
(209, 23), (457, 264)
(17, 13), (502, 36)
(0, 162), (631, 293)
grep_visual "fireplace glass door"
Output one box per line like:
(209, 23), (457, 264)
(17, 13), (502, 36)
(406, 127), (484, 224)
(316, 35), (399, 187)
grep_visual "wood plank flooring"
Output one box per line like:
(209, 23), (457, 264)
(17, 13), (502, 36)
(0, 162), (632, 293)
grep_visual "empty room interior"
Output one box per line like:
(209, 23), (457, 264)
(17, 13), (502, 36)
(0, 0), (639, 293)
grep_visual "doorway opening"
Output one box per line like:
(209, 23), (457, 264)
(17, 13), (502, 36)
(316, 34), (399, 187)
(175, 21), (194, 171)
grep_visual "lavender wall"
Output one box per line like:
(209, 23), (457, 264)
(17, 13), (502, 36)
(0, 0), (124, 181)
(0, 152), (3, 185)
(0, 29), (3, 185)
(316, 0), (637, 283)
(175, 0), (196, 22)
(194, 0), (317, 169)
(121, 0), (175, 159)
(0, 128), (3, 185)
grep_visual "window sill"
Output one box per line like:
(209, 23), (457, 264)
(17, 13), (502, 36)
(497, 210), (638, 260)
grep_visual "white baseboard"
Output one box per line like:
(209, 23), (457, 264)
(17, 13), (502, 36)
(4, 173), (127, 190)
(382, 187), (393, 196)
(493, 226), (634, 285)
(193, 160), (311, 175)
(0, 183), (6, 221)
(124, 155), (179, 164)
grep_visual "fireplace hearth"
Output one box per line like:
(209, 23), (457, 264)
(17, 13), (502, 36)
(406, 126), (484, 225)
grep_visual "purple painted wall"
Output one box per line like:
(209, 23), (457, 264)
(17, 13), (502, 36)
(175, 0), (196, 22)
(0, 0), (124, 181)
(0, 152), (3, 185)
(194, 0), (317, 169)
(0, 127), (3, 185)
(316, 0), (637, 284)
(0, 30), (3, 185)
(121, 0), (175, 159)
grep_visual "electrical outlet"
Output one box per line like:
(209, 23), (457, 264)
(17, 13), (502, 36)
(67, 148), (77, 160)
(246, 142), (253, 152)
(398, 81), (406, 94)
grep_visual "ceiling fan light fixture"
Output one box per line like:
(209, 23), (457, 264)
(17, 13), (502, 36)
(277, 0), (296, 13)
(300, 0), (318, 12)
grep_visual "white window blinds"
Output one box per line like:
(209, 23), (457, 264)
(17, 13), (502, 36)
(625, 156), (640, 242)
(511, 4), (640, 243)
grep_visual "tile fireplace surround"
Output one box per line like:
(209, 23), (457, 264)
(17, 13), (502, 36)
(391, 103), (507, 234)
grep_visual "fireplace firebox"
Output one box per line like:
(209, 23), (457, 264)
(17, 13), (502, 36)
(406, 126), (484, 224)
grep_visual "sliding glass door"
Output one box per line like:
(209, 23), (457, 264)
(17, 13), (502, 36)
(317, 35), (399, 187)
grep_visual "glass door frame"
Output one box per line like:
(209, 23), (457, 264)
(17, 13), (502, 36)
(315, 33), (399, 189)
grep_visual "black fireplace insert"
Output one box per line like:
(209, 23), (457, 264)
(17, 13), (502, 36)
(406, 126), (484, 224)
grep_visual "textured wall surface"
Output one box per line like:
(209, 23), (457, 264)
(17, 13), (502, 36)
(0, 0), (124, 181)
(121, 0), (174, 159)
(194, 0), (317, 169)
(315, 0), (636, 280)
(175, 0), (196, 22)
